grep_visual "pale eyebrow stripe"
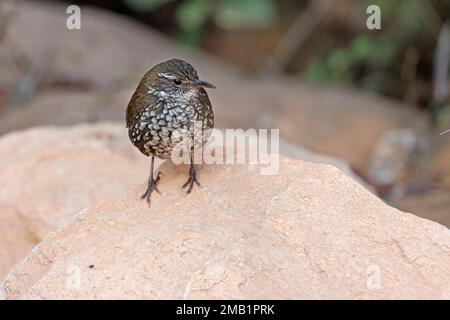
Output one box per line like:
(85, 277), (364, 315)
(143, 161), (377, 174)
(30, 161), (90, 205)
(157, 72), (177, 80)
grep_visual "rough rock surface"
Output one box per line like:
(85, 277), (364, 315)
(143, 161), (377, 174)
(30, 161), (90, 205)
(0, 123), (151, 279)
(0, 122), (362, 283)
(2, 154), (449, 299)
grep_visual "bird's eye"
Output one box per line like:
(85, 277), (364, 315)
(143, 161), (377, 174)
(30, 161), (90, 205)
(173, 79), (182, 85)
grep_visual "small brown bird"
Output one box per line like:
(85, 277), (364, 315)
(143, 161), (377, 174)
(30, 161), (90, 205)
(126, 59), (215, 203)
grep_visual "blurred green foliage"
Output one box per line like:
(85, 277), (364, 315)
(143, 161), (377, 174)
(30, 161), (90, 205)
(125, 0), (277, 46)
(304, 34), (396, 91)
(214, 0), (277, 29)
(304, 0), (423, 90)
(125, 0), (169, 11)
(302, 0), (450, 127)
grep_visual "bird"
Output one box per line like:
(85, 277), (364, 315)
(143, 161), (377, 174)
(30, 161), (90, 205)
(126, 59), (215, 204)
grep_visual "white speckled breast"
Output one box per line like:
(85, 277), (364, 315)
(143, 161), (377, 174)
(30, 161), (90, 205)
(129, 86), (214, 159)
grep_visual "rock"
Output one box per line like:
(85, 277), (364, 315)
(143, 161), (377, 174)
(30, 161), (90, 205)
(279, 138), (372, 191)
(2, 152), (449, 299)
(0, 90), (127, 133)
(394, 192), (450, 228)
(367, 128), (425, 187)
(0, 0), (426, 176)
(391, 135), (450, 227)
(0, 122), (361, 283)
(0, 123), (151, 280)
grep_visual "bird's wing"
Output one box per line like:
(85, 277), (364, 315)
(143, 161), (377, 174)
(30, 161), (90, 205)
(126, 83), (160, 128)
(198, 87), (214, 128)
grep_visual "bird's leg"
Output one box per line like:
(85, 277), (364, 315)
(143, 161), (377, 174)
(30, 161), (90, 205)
(141, 156), (162, 204)
(182, 153), (200, 194)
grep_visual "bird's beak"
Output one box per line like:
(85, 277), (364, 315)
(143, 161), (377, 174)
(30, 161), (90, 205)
(195, 79), (216, 89)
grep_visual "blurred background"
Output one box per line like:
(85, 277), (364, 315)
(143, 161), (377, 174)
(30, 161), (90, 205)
(0, 0), (449, 225)
(50, 0), (450, 116)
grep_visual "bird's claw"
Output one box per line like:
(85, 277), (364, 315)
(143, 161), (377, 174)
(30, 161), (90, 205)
(182, 166), (200, 194)
(141, 171), (162, 205)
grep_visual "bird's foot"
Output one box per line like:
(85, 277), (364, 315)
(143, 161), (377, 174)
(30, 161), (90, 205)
(141, 171), (162, 205)
(182, 165), (200, 194)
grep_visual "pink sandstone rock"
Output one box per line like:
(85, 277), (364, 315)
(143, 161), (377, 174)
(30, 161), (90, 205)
(0, 122), (359, 284)
(2, 154), (449, 299)
(0, 123), (151, 279)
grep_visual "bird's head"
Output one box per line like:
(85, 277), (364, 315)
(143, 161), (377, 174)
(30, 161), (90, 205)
(143, 59), (215, 99)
